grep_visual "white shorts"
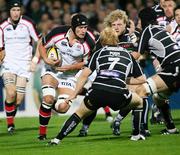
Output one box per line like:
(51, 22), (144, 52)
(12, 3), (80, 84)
(1, 59), (31, 79)
(76, 70), (97, 82)
(41, 66), (77, 90)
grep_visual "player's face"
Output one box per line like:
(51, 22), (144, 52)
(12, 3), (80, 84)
(75, 25), (88, 39)
(111, 18), (126, 36)
(175, 9), (180, 25)
(137, 18), (142, 30)
(10, 7), (21, 22)
(163, 1), (176, 18)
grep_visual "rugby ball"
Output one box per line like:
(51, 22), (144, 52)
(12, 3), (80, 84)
(47, 46), (62, 66)
(47, 46), (60, 60)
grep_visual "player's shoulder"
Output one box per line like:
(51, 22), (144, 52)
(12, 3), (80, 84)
(49, 25), (70, 37)
(0, 18), (8, 28)
(84, 29), (96, 50)
(21, 15), (36, 26)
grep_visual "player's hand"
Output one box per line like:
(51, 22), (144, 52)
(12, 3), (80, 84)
(44, 57), (60, 66)
(65, 94), (77, 104)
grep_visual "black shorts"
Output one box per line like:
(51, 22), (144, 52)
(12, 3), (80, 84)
(83, 88), (132, 111)
(158, 63), (180, 92)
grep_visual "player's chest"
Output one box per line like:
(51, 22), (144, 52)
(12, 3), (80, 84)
(55, 39), (84, 58)
(4, 24), (29, 40)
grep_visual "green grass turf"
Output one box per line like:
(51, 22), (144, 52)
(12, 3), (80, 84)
(0, 110), (180, 155)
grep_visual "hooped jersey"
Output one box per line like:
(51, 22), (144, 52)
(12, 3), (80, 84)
(118, 28), (140, 53)
(42, 25), (96, 68)
(138, 24), (180, 68)
(87, 45), (140, 94)
(0, 15), (39, 61)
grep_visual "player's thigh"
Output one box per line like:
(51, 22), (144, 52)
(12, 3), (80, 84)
(76, 101), (94, 119)
(41, 74), (58, 87)
(129, 92), (143, 108)
(151, 74), (169, 92)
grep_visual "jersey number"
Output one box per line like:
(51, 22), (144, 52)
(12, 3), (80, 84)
(108, 57), (120, 70)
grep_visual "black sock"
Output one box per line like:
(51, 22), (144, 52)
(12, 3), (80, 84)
(56, 113), (81, 140)
(157, 103), (175, 129)
(132, 108), (143, 135)
(82, 110), (97, 126)
(118, 104), (132, 118)
(141, 98), (149, 130)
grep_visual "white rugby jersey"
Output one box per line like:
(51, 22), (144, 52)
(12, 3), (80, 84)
(0, 15), (39, 61)
(42, 26), (95, 67)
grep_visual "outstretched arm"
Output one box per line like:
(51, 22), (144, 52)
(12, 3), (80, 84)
(66, 67), (92, 102)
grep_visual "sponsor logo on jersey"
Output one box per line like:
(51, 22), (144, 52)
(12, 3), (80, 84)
(61, 41), (67, 46)
(61, 81), (72, 87)
(6, 28), (12, 31)
(76, 44), (82, 50)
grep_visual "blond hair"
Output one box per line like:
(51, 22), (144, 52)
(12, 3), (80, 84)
(104, 9), (128, 27)
(100, 27), (119, 46)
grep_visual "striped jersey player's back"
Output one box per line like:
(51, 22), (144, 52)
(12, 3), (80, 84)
(138, 25), (180, 68)
(88, 46), (134, 94)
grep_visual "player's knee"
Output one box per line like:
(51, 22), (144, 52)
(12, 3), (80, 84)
(54, 94), (71, 113)
(6, 88), (16, 100)
(16, 96), (25, 106)
(153, 93), (169, 107)
(130, 93), (143, 108)
(136, 78), (157, 97)
(42, 85), (56, 96)
(133, 95), (143, 108)
(42, 85), (56, 104)
(43, 96), (55, 105)
(135, 85), (147, 97)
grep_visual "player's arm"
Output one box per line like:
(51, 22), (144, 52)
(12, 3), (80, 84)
(55, 61), (85, 72)
(0, 48), (5, 64)
(0, 27), (5, 64)
(39, 39), (60, 66)
(126, 56), (147, 85)
(66, 67), (92, 102)
(29, 39), (41, 72)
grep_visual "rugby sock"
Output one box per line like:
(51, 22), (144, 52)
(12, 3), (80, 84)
(132, 108), (143, 135)
(5, 101), (16, 127)
(157, 102), (175, 129)
(141, 98), (149, 130)
(56, 113), (81, 140)
(104, 106), (112, 116)
(82, 110), (97, 126)
(39, 102), (52, 135)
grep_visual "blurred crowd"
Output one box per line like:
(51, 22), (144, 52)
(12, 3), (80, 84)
(1, 0), (177, 34)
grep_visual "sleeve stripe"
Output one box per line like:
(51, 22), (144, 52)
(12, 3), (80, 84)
(44, 33), (66, 47)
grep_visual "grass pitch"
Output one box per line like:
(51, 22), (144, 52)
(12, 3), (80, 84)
(0, 110), (180, 155)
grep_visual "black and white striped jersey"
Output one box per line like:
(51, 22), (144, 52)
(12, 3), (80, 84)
(138, 24), (180, 68)
(86, 45), (139, 94)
